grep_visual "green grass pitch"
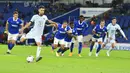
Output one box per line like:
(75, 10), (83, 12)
(0, 44), (130, 73)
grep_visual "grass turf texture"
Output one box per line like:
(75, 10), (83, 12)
(0, 45), (130, 73)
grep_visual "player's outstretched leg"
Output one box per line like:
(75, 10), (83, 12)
(61, 47), (69, 56)
(95, 43), (101, 57)
(51, 44), (55, 53)
(7, 41), (15, 54)
(36, 42), (42, 62)
(69, 43), (74, 56)
(56, 44), (64, 57)
(78, 42), (82, 57)
(56, 48), (62, 57)
(106, 43), (115, 56)
(89, 41), (95, 56)
(36, 46), (42, 62)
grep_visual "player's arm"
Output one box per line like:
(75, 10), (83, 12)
(5, 21), (8, 34)
(19, 23), (24, 34)
(104, 28), (108, 38)
(92, 26), (98, 36)
(118, 25), (128, 40)
(106, 24), (112, 39)
(66, 26), (73, 34)
(46, 20), (58, 27)
(21, 15), (36, 31)
(21, 22), (32, 31)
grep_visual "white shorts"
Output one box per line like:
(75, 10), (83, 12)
(92, 37), (103, 42)
(53, 37), (64, 45)
(8, 33), (19, 41)
(64, 41), (71, 48)
(72, 37), (76, 43)
(21, 32), (42, 43)
(77, 35), (83, 42)
(104, 38), (115, 44)
(103, 36), (115, 44)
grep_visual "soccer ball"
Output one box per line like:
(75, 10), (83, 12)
(26, 55), (34, 63)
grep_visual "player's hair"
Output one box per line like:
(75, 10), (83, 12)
(112, 17), (116, 20)
(79, 15), (84, 19)
(38, 5), (45, 9)
(13, 11), (18, 14)
(100, 19), (105, 22)
(63, 20), (68, 24)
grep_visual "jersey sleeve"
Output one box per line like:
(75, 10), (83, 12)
(117, 24), (121, 30)
(45, 15), (48, 21)
(30, 15), (36, 22)
(117, 25), (126, 38)
(19, 19), (23, 25)
(105, 27), (107, 32)
(93, 25), (98, 31)
(72, 28), (78, 35)
(84, 21), (88, 27)
(7, 17), (12, 23)
(107, 23), (111, 30)
(57, 23), (61, 29)
(67, 26), (71, 31)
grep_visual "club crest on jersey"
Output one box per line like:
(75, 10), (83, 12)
(16, 21), (19, 24)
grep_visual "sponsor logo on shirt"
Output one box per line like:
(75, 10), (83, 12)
(59, 31), (66, 33)
(77, 28), (82, 30)
(12, 24), (18, 27)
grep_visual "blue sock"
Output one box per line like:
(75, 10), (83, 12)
(96, 44), (101, 53)
(57, 48), (62, 53)
(78, 42), (82, 54)
(70, 43), (74, 53)
(90, 44), (94, 52)
(8, 43), (14, 50)
(10, 43), (14, 50)
(8, 43), (11, 50)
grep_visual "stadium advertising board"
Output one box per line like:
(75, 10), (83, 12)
(80, 8), (111, 17)
(104, 43), (130, 50)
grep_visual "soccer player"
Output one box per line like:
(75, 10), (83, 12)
(69, 15), (88, 57)
(103, 17), (128, 56)
(57, 22), (77, 56)
(89, 19), (107, 57)
(5, 11), (23, 54)
(20, 6), (56, 62)
(52, 21), (72, 57)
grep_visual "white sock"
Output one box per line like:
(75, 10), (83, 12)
(107, 47), (113, 53)
(36, 46), (41, 58)
(7, 49), (11, 53)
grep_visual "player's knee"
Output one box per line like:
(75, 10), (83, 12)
(20, 38), (25, 42)
(112, 45), (115, 48)
(60, 45), (65, 50)
(112, 43), (115, 48)
(98, 41), (102, 44)
(8, 40), (11, 43)
(53, 44), (58, 49)
(36, 42), (41, 46)
(11, 40), (16, 44)
(102, 44), (105, 48)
